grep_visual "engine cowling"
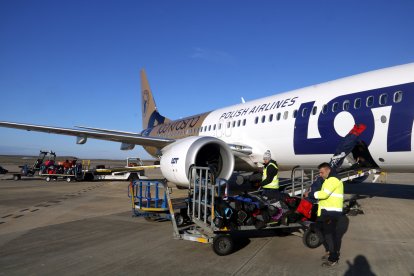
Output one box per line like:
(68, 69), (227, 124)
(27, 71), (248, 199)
(160, 136), (234, 186)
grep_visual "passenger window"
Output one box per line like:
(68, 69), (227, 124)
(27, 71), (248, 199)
(283, 111), (289, 120)
(379, 93), (388, 106)
(227, 122), (231, 128)
(366, 96), (374, 107)
(213, 124), (216, 130)
(343, 100), (350, 111)
(354, 98), (361, 109)
(332, 102), (339, 112)
(218, 123), (222, 130)
(208, 125), (211, 131)
(276, 113), (281, 121)
(261, 115), (266, 123)
(204, 126), (207, 131)
(242, 119), (246, 126)
(200, 127), (203, 132)
(232, 121), (236, 127)
(322, 104), (328, 114)
(293, 110), (298, 118)
(302, 108), (308, 117)
(394, 91), (403, 103)
(255, 117), (258, 124)
(269, 114), (273, 122)
(237, 120), (241, 127)
(312, 106), (317, 115)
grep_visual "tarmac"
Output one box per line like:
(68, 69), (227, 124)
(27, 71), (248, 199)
(0, 160), (414, 275)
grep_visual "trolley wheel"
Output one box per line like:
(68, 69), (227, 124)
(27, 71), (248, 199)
(303, 227), (323, 249)
(213, 234), (234, 256)
(66, 177), (72, 182)
(13, 175), (21, 181)
(45, 176), (51, 182)
(174, 213), (185, 227)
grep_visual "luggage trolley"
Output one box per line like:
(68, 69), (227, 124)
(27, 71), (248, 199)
(129, 179), (188, 224)
(129, 179), (172, 221)
(174, 166), (322, 256)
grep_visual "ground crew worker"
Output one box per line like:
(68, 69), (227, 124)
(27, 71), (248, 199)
(305, 162), (344, 267)
(260, 150), (280, 200)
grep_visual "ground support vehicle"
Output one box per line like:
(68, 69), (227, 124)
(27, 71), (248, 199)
(39, 160), (89, 182)
(83, 157), (159, 181)
(12, 150), (56, 180)
(172, 166), (322, 256)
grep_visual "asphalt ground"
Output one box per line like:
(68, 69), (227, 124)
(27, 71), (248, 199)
(0, 171), (413, 275)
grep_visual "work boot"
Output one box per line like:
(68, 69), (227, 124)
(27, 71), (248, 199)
(321, 252), (329, 261)
(321, 260), (338, 267)
(322, 251), (340, 261)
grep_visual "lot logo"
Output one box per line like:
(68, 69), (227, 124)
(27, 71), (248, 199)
(293, 82), (414, 154)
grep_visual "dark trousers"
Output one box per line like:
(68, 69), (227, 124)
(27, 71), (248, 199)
(261, 188), (280, 201)
(317, 215), (340, 262)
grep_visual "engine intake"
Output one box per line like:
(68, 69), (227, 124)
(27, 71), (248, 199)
(160, 136), (234, 186)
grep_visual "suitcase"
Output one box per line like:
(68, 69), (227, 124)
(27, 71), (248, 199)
(296, 198), (313, 219)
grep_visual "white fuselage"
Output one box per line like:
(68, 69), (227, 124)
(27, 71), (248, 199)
(191, 63), (414, 172)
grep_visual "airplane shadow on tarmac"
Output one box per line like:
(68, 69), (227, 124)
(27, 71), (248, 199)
(345, 182), (414, 200)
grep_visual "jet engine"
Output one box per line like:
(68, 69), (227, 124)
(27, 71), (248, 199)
(160, 136), (234, 186)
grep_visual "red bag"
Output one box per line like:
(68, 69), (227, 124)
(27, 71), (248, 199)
(296, 198), (313, 219)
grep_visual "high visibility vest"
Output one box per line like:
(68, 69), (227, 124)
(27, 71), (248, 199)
(262, 162), (279, 189)
(314, 176), (344, 216)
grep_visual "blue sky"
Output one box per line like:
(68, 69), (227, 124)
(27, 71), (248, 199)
(1, 0), (414, 159)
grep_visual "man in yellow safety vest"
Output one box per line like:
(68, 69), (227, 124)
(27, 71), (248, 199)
(260, 150), (280, 200)
(306, 162), (344, 267)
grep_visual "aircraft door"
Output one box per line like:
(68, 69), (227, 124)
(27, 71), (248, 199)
(225, 120), (232, 137)
(217, 119), (225, 138)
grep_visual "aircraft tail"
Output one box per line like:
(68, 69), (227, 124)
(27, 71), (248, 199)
(140, 69), (170, 130)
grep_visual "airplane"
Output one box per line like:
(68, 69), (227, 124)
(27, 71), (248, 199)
(1, 63), (413, 187)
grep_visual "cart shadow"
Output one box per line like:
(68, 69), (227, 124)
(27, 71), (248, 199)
(229, 226), (303, 254)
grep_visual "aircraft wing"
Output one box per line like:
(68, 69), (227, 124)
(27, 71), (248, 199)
(0, 121), (174, 148)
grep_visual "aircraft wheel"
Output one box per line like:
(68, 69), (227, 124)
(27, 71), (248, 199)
(303, 227), (323, 249)
(213, 234), (234, 256)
